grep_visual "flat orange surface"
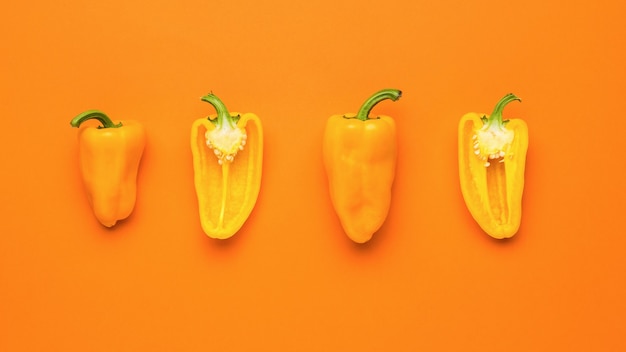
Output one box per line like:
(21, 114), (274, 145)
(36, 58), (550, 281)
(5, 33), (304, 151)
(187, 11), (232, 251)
(2, 0), (626, 350)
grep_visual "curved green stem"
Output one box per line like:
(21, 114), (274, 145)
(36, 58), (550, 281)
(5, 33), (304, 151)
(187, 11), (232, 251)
(70, 110), (122, 129)
(487, 93), (521, 127)
(355, 89), (402, 121)
(201, 93), (236, 129)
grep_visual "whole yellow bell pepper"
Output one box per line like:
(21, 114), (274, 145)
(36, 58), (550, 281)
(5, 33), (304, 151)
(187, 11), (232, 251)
(323, 89), (401, 243)
(70, 110), (146, 227)
(458, 93), (528, 239)
(191, 93), (263, 239)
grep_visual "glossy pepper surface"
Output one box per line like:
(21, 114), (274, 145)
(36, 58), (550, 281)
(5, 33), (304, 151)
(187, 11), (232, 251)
(70, 110), (146, 227)
(458, 93), (528, 239)
(323, 89), (401, 243)
(191, 93), (263, 239)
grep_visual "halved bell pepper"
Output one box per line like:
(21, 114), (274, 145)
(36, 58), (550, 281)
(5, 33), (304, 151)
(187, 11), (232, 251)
(323, 89), (401, 243)
(191, 93), (263, 239)
(458, 93), (528, 239)
(70, 110), (146, 227)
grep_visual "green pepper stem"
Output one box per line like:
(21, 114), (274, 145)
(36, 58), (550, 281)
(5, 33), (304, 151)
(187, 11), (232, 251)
(201, 93), (237, 129)
(70, 110), (122, 129)
(355, 89), (402, 121)
(487, 93), (521, 127)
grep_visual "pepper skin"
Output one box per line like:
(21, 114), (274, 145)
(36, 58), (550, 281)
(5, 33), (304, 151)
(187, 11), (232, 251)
(323, 89), (401, 243)
(458, 93), (528, 239)
(70, 110), (146, 227)
(191, 93), (263, 239)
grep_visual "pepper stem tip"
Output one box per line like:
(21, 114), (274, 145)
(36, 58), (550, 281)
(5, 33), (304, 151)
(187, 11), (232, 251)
(200, 92), (237, 129)
(70, 110), (122, 129)
(355, 88), (402, 121)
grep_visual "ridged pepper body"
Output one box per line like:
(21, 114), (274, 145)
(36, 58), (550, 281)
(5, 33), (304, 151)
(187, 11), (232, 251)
(191, 94), (263, 239)
(71, 110), (146, 227)
(323, 89), (401, 243)
(458, 94), (528, 239)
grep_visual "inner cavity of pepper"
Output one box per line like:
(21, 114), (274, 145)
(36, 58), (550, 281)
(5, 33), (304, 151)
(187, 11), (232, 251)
(485, 159), (509, 224)
(471, 129), (513, 224)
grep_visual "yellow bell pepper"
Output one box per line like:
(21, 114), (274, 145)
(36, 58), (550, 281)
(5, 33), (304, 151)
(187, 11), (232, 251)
(458, 93), (528, 239)
(70, 110), (146, 227)
(190, 93), (263, 239)
(323, 89), (401, 243)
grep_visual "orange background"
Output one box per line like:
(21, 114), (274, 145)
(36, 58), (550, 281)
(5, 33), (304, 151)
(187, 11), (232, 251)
(1, 0), (626, 350)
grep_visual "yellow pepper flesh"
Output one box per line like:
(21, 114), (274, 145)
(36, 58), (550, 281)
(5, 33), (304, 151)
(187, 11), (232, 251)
(323, 89), (401, 243)
(70, 110), (146, 227)
(458, 94), (528, 239)
(191, 94), (263, 239)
